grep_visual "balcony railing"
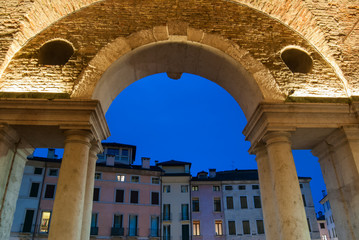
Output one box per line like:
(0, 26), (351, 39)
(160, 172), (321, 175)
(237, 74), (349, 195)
(127, 227), (139, 236)
(90, 227), (98, 235)
(111, 227), (124, 236)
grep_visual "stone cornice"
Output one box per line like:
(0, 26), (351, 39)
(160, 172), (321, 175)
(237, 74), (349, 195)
(0, 99), (110, 147)
(244, 102), (359, 151)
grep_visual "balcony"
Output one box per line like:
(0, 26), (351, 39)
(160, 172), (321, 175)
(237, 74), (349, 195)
(111, 227), (124, 236)
(90, 227), (98, 235)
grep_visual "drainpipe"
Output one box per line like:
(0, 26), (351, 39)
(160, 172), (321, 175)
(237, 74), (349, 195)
(32, 162), (47, 240)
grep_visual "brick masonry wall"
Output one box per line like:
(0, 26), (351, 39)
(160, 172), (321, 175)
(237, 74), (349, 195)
(0, 0), (357, 99)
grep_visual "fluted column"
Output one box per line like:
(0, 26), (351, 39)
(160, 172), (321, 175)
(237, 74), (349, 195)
(48, 130), (93, 240)
(0, 124), (33, 239)
(81, 141), (101, 240)
(312, 127), (359, 240)
(263, 132), (310, 240)
(253, 144), (280, 240)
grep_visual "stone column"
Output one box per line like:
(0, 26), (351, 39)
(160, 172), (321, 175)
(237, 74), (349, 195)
(81, 142), (101, 240)
(312, 127), (359, 240)
(0, 124), (33, 239)
(263, 132), (310, 240)
(48, 130), (93, 240)
(253, 144), (280, 240)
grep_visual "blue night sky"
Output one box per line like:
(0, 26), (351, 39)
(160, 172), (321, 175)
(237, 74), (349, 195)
(35, 72), (326, 212)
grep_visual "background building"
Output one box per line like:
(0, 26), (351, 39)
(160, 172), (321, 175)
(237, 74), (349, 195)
(317, 211), (330, 240)
(320, 192), (339, 240)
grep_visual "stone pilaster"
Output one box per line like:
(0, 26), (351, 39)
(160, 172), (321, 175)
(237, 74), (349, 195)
(48, 130), (93, 240)
(312, 127), (359, 240)
(253, 144), (280, 240)
(81, 141), (102, 240)
(263, 132), (310, 240)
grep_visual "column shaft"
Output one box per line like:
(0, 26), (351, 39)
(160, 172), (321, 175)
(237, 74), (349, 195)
(0, 125), (32, 240)
(48, 130), (92, 240)
(264, 132), (310, 240)
(81, 142), (101, 240)
(254, 145), (280, 240)
(313, 127), (359, 240)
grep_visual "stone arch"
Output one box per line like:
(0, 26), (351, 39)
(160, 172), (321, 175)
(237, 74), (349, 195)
(71, 26), (285, 118)
(0, 0), (342, 91)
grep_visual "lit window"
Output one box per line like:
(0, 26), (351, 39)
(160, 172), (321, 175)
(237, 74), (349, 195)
(163, 185), (171, 193)
(213, 186), (220, 191)
(215, 220), (223, 235)
(152, 177), (160, 184)
(192, 186), (199, 191)
(94, 172), (102, 180)
(193, 221), (200, 236)
(181, 185), (188, 193)
(48, 169), (58, 176)
(117, 175), (125, 182)
(131, 176), (139, 183)
(321, 235), (327, 240)
(40, 211), (51, 233)
(225, 186), (232, 190)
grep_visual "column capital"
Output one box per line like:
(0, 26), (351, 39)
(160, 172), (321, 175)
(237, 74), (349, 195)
(64, 130), (93, 147)
(89, 141), (102, 159)
(262, 131), (292, 146)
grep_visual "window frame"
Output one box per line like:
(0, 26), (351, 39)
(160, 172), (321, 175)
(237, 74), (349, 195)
(130, 190), (139, 204)
(115, 189), (125, 203)
(43, 184), (56, 199)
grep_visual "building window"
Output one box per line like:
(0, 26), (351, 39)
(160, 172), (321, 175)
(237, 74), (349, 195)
(116, 174), (125, 182)
(163, 225), (171, 240)
(242, 220), (250, 234)
(226, 196), (234, 209)
(238, 185), (246, 190)
(181, 204), (189, 220)
(93, 188), (100, 201)
(192, 186), (199, 191)
(113, 214), (123, 234)
(150, 216), (159, 237)
(302, 194), (307, 207)
(320, 223), (325, 229)
(321, 235), (327, 240)
(225, 185), (232, 190)
(115, 189), (124, 203)
(252, 185), (259, 190)
(163, 185), (171, 193)
(163, 204), (171, 220)
(214, 198), (221, 212)
(193, 220), (200, 236)
(44, 184), (56, 199)
(307, 218), (311, 232)
(130, 190), (139, 204)
(152, 177), (160, 184)
(192, 198), (199, 212)
(120, 148), (129, 161)
(128, 215), (138, 236)
(22, 209), (35, 232)
(39, 211), (51, 233)
(300, 183), (303, 188)
(94, 172), (102, 180)
(131, 176), (139, 183)
(228, 221), (236, 235)
(48, 169), (58, 176)
(91, 213), (98, 235)
(34, 168), (43, 175)
(240, 196), (248, 209)
(107, 148), (119, 156)
(215, 220), (223, 235)
(29, 182), (40, 198)
(181, 185), (188, 193)
(256, 220), (265, 234)
(151, 192), (159, 205)
(254, 196), (261, 208)
(213, 185), (220, 191)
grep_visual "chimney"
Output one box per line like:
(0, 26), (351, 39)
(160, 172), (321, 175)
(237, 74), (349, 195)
(142, 157), (150, 169)
(106, 155), (115, 166)
(47, 149), (57, 159)
(209, 169), (216, 178)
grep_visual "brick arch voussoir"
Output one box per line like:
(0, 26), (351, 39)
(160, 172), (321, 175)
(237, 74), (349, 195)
(71, 24), (285, 102)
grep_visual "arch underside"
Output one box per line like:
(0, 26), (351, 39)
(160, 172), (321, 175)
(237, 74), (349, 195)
(0, 0), (351, 119)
